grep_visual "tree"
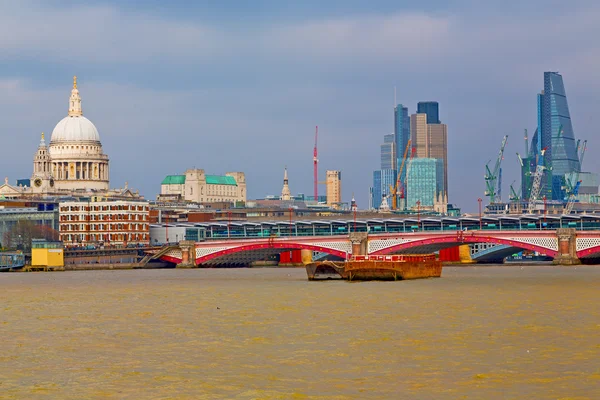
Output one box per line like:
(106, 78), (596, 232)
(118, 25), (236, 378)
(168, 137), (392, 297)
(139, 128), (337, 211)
(2, 221), (60, 252)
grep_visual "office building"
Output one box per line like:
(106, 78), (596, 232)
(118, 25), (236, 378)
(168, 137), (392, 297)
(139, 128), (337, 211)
(410, 111), (448, 197)
(380, 134), (396, 170)
(326, 170), (342, 209)
(160, 169), (247, 204)
(394, 104), (410, 180)
(524, 72), (598, 201)
(58, 200), (149, 247)
(417, 101), (440, 124)
(406, 158), (444, 209)
(371, 169), (397, 210)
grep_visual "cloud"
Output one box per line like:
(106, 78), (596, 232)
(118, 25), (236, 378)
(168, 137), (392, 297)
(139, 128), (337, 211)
(1, 1), (600, 210)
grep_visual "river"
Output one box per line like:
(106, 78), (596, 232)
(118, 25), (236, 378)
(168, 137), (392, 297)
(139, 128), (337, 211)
(1, 266), (599, 399)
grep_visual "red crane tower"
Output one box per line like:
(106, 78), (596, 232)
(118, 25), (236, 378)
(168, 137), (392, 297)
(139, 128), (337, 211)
(313, 126), (318, 201)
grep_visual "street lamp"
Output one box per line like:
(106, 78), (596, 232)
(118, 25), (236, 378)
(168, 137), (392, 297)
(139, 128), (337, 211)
(227, 211), (232, 238)
(288, 207), (293, 236)
(477, 198), (483, 230)
(416, 200), (421, 229)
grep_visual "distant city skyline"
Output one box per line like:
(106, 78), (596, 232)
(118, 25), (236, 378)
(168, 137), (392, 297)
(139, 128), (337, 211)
(1, 1), (600, 212)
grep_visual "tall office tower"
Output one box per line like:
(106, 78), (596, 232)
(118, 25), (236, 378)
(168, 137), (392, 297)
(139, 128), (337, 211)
(410, 112), (448, 197)
(372, 170), (382, 209)
(394, 104), (410, 179)
(427, 123), (448, 196)
(371, 169), (397, 210)
(417, 101), (440, 124)
(410, 114), (428, 157)
(326, 170), (342, 209)
(539, 72), (581, 200)
(406, 158), (443, 209)
(380, 133), (396, 170)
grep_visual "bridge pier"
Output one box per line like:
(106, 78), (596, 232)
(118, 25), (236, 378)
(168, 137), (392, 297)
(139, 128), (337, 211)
(176, 240), (197, 268)
(553, 228), (581, 266)
(350, 232), (368, 257)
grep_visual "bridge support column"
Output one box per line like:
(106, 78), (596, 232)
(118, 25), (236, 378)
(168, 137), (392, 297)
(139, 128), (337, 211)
(176, 240), (197, 268)
(553, 228), (580, 266)
(349, 232), (368, 257)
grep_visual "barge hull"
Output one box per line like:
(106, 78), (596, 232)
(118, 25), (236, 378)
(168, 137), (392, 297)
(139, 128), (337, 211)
(306, 256), (442, 281)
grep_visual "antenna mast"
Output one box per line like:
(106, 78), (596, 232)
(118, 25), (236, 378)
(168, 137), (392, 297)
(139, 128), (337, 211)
(313, 126), (318, 201)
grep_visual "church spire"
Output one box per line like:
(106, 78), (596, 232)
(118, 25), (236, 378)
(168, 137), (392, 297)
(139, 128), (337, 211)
(281, 167), (291, 201)
(39, 132), (46, 147)
(68, 75), (83, 117)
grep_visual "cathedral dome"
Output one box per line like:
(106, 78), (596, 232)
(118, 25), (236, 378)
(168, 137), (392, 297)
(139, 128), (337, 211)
(49, 76), (101, 145)
(50, 115), (100, 143)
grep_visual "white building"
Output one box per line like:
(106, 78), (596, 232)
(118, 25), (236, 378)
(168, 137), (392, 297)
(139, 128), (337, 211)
(159, 169), (246, 204)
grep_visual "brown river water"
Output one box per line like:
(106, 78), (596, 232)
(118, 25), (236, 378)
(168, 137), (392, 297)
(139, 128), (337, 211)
(1, 266), (599, 399)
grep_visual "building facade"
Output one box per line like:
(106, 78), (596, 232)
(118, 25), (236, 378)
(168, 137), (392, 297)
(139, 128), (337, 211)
(410, 111), (448, 197)
(417, 101), (440, 124)
(380, 133), (396, 170)
(0, 204), (59, 250)
(406, 158), (444, 209)
(59, 200), (149, 247)
(394, 104), (410, 181)
(371, 169), (397, 210)
(160, 169), (247, 204)
(326, 170), (342, 209)
(523, 72), (598, 201)
(541, 72), (581, 200)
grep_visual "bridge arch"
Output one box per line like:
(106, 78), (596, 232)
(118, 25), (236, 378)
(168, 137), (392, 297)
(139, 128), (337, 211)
(370, 234), (558, 258)
(195, 242), (348, 265)
(577, 245), (600, 259)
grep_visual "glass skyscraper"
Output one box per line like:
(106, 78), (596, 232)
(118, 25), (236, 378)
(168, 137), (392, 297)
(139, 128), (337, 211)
(417, 101), (440, 124)
(406, 158), (443, 209)
(371, 169), (397, 209)
(380, 133), (396, 170)
(394, 104), (410, 181)
(522, 72), (598, 201)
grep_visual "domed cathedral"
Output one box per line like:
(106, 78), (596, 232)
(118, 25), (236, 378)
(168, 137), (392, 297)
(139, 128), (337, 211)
(31, 76), (110, 194)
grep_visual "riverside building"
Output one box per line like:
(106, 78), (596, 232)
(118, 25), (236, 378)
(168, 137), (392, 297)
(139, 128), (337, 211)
(59, 200), (149, 247)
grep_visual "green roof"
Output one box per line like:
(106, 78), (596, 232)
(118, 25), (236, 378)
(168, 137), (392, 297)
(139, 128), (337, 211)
(206, 175), (237, 186)
(161, 175), (186, 185)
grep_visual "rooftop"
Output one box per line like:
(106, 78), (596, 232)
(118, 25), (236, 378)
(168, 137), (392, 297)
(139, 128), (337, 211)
(161, 175), (186, 185)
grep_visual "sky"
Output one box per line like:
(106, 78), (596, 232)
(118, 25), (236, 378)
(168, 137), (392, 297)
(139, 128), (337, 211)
(1, 0), (600, 212)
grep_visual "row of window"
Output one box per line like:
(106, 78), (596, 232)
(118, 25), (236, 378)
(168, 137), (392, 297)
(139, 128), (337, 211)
(60, 223), (149, 231)
(60, 214), (147, 222)
(61, 233), (149, 242)
(60, 205), (148, 212)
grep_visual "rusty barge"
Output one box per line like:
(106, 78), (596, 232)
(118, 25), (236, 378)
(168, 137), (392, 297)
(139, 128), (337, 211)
(305, 254), (442, 281)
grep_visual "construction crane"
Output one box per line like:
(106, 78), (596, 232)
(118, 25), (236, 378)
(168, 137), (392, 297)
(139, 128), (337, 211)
(400, 147), (417, 209)
(563, 140), (587, 214)
(509, 180), (521, 201)
(403, 147), (417, 209)
(313, 126), (318, 201)
(484, 135), (508, 204)
(527, 148), (547, 214)
(389, 140), (411, 210)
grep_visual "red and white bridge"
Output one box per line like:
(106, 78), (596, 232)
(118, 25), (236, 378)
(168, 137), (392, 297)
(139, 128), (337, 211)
(157, 229), (600, 266)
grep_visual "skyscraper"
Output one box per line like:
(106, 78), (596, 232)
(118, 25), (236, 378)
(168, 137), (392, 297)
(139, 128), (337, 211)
(326, 170), (342, 209)
(406, 158), (443, 209)
(371, 169), (397, 210)
(417, 101), (440, 124)
(380, 133), (396, 170)
(394, 104), (410, 179)
(539, 72), (581, 200)
(410, 111), (448, 197)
